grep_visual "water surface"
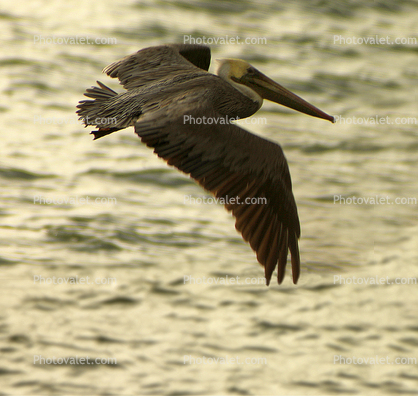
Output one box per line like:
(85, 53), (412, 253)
(1, 1), (418, 394)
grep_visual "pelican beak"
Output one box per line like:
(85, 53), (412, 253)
(239, 70), (334, 123)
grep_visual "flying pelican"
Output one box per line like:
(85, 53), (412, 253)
(77, 43), (334, 285)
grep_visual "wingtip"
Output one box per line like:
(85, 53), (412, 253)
(277, 269), (285, 285)
(264, 268), (272, 287)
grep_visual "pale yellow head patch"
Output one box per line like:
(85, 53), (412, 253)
(215, 59), (262, 107)
(215, 59), (252, 81)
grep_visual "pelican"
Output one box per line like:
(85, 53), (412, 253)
(76, 43), (334, 285)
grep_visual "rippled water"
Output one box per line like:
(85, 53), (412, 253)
(1, 0), (418, 395)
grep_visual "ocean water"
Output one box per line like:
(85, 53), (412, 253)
(1, 0), (418, 395)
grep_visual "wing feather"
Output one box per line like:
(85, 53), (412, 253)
(103, 44), (211, 90)
(135, 109), (301, 285)
(80, 43), (301, 285)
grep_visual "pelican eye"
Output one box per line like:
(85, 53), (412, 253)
(246, 67), (257, 75)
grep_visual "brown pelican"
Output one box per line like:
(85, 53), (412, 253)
(77, 43), (334, 285)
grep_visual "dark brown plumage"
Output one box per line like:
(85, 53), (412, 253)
(76, 43), (334, 285)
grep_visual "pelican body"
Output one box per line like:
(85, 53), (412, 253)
(77, 43), (334, 285)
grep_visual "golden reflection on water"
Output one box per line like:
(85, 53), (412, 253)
(1, 0), (418, 394)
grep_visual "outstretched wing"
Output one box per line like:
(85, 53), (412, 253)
(103, 44), (211, 90)
(81, 43), (301, 284)
(133, 106), (301, 285)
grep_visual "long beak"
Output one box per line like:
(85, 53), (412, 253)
(243, 72), (334, 123)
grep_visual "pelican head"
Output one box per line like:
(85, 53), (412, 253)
(216, 58), (334, 123)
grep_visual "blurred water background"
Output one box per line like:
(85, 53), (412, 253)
(1, 0), (418, 394)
